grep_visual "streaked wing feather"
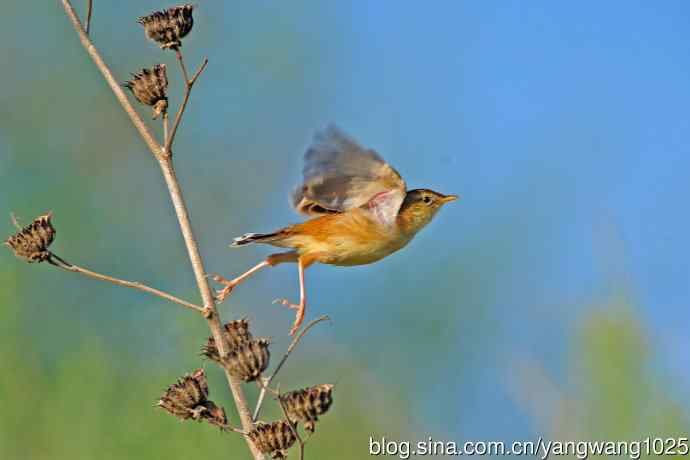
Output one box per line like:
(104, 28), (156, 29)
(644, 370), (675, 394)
(291, 125), (406, 225)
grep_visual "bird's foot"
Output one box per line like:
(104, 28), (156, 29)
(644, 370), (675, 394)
(272, 298), (305, 335)
(211, 273), (238, 303)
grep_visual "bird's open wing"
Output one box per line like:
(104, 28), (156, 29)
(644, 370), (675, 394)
(291, 125), (406, 226)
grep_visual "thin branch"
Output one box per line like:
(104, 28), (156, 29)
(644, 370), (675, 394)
(189, 60), (209, 86)
(156, 146), (263, 460)
(59, 2), (263, 457)
(162, 50), (208, 157)
(85, 0), (93, 35)
(253, 315), (331, 421)
(276, 392), (305, 460)
(221, 425), (248, 436)
(46, 253), (204, 313)
(60, 0), (164, 160)
(163, 112), (169, 147)
(176, 48), (190, 83)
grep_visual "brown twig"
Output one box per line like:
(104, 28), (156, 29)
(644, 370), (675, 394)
(221, 425), (248, 436)
(60, 0), (164, 160)
(176, 48), (190, 82)
(162, 50), (208, 157)
(163, 112), (169, 147)
(154, 159), (264, 458)
(58, 2), (264, 458)
(85, 0), (93, 35)
(253, 315), (331, 421)
(45, 253), (204, 313)
(276, 389), (305, 460)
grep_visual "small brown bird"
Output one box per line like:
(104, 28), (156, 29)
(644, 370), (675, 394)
(214, 125), (457, 335)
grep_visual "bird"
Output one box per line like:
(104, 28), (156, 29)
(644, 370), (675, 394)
(213, 125), (458, 335)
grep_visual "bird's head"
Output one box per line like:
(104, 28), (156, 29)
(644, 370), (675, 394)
(397, 189), (458, 235)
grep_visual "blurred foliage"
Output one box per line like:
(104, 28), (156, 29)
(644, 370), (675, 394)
(514, 296), (689, 455)
(0, 266), (411, 460)
(576, 303), (688, 441)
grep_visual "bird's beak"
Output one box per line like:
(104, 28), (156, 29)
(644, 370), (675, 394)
(440, 194), (459, 204)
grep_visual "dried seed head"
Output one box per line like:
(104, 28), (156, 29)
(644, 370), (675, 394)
(248, 421), (296, 459)
(4, 213), (55, 263)
(201, 319), (253, 363)
(137, 4), (194, 49)
(157, 368), (209, 421)
(123, 64), (168, 119)
(157, 369), (227, 428)
(280, 384), (334, 433)
(197, 400), (227, 428)
(226, 338), (270, 382)
(223, 318), (253, 347)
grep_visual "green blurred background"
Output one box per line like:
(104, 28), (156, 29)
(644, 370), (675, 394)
(2, 1), (689, 459)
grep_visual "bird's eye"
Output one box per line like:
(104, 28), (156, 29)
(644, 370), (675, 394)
(423, 196), (432, 204)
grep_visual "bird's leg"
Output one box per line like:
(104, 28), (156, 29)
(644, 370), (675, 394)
(273, 256), (307, 335)
(213, 261), (270, 303)
(213, 252), (298, 303)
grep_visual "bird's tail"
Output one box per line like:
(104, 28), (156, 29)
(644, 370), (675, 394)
(230, 232), (282, 247)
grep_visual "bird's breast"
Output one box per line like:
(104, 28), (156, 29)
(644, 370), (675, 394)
(290, 210), (412, 266)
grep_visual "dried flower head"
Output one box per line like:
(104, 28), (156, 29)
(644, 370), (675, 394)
(226, 338), (270, 382)
(201, 319), (253, 363)
(4, 213), (55, 263)
(280, 384), (334, 433)
(137, 4), (194, 49)
(197, 400), (228, 428)
(157, 369), (227, 427)
(123, 64), (168, 119)
(248, 421), (296, 459)
(157, 368), (208, 419)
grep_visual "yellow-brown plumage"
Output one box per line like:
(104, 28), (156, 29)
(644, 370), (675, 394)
(215, 125), (457, 335)
(248, 190), (456, 267)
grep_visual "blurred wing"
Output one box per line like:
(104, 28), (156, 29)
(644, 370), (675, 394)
(291, 124), (406, 226)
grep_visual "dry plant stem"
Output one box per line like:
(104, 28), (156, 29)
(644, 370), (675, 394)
(177, 48), (190, 82)
(157, 49), (261, 449)
(163, 112), (169, 146)
(153, 40), (261, 460)
(162, 50), (208, 157)
(277, 395), (305, 460)
(220, 425), (248, 435)
(47, 253), (204, 313)
(85, 0), (93, 35)
(156, 154), (264, 460)
(60, 0), (164, 160)
(253, 315), (331, 422)
(59, 2), (264, 458)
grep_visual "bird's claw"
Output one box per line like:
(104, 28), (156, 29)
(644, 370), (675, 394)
(215, 288), (231, 303)
(211, 273), (231, 284)
(272, 298), (305, 335)
(211, 273), (236, 303)
(272, 298), (300, 310)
